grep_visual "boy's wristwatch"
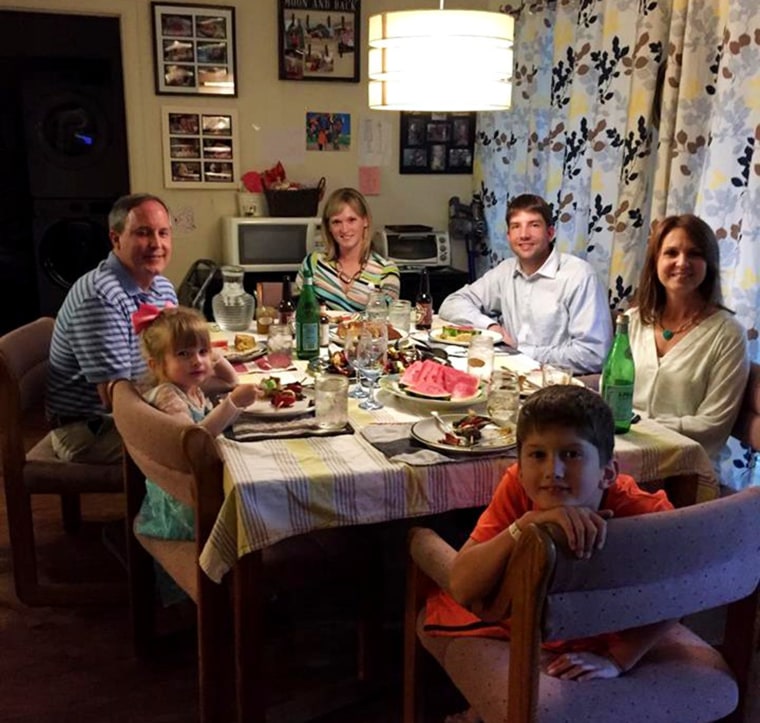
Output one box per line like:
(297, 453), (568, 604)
(508, 521), (522, 542)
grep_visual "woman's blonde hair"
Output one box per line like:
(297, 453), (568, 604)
(138, 306), (209, 383)
(320, 187), (372, 262)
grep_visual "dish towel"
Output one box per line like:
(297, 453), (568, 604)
(361, 423), (510, 466)
(228, 416), (354, 442)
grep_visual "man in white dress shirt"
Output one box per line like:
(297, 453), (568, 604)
(439, 193), (612, 373)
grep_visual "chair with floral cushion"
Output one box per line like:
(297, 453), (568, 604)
(403, 487), (760, 723)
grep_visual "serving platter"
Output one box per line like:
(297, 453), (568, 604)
(378, 374), (486, 408)
(411, 415), (516, 454)
(427, 327), (503, 347)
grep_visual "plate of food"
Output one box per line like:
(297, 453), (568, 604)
(215, 333), (266, 363)
(330, 319), (406, 346)
(241, 378), (314, 418)
(428, 325), (503, 347)
(411, 413), (516, 454)
(378, 374), (486, 409)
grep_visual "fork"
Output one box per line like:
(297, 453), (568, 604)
(430, 410), (455, 436)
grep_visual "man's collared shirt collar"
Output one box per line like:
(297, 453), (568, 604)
(513, 245), (560, 280)
(104, 251), (159, 300)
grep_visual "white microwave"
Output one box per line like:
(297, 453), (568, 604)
(373, 227), (451, 267)
(221, 216), (324, 273)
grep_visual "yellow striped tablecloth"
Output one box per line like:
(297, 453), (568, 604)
(199, 362), (719, 584)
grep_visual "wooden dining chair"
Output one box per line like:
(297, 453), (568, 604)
(256, 279), (286, 308)
(731, 361), (760, 451)
(0, 317), (125, 606)
(111, 378), (379, 723)
(404, 487), (760, 723)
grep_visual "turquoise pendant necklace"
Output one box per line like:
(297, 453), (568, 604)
(659, 312), (701, 341)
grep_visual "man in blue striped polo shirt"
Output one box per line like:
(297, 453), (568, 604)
(47, 194), (177, 463)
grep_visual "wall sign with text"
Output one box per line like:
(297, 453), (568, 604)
(278, 0), (360, 83)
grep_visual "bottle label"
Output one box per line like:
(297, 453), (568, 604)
(297, 322), (319, 356)
(415, 302), (432, 329)
(602, 384), (633, 423)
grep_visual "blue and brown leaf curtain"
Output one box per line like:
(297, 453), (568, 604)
(474, 0), (760, 488)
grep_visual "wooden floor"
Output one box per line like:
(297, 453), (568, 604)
(0, 488), (470, 723)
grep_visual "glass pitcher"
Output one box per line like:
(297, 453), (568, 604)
(211, 265), (256, 331)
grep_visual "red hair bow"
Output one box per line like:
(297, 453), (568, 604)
(131, 302), (176, 334)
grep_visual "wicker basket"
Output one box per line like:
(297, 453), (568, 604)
(264, 177), (326, 217)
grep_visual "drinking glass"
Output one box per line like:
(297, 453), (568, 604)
(388, 299), (412, 335)
(315, 374), (349, 430)
(467, 334), (495, 382)
(355, 321), (388, 411)
(487, 370), (521, 428)
(541, 363), (573, 386)
(342, 323), (369, 399)
(267, 323), (293, 369)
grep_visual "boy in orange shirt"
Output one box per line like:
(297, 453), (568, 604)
(424, 385), (674, 722)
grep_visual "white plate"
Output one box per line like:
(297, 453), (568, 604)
(378, 374), (486, 408)
(428, 328), (503, 347)
(223, 343), (266, 364)
(411, 415), (516, 454)
(329, 325), (408, 347)
(241, 389), (314, 418)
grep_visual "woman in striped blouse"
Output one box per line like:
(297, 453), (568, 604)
(296, 187), (400, 311)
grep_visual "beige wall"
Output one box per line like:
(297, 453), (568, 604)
(4, 0), (495, 284)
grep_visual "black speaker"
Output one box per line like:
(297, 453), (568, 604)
(22, 57), (130, 199)
(32, 198), (114, 317)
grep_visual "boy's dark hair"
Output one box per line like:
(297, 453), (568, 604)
(506, 193), (554, 228)
(516, 385), (615, 465)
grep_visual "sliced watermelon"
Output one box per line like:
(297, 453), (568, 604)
(398, 359), (481, 400)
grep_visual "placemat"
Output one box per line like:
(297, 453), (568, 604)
(227, 416), (354, 442)
(361, 422), (512, 466)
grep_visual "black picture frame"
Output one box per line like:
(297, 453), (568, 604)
(399, 111), (476, 175)
(278, 0), (360, 83)
(151, 3), (237, 96)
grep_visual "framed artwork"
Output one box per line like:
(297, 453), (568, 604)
(151, 3), (237, 96)
(399, 111), (477, 175)
(278, 0), (360, 83)
(161, 107), (239, 188)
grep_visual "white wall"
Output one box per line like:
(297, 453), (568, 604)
(3, 0), (496, 284)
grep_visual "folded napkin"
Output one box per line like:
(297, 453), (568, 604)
(361, 423), (511, 466)
(228, 415), (354, 442)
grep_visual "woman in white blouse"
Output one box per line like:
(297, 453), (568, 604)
(628, 214), (749, 458)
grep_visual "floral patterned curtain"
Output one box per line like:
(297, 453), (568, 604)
(474, 0), (760, 489)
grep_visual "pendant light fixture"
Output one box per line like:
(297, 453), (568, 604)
(368, 3), (514, 111)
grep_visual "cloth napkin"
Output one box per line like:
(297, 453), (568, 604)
(361, 422), (511, 466)
(228, 415), (354, 442)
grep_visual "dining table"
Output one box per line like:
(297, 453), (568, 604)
(201, 330), (718, 584)
(204, 322), (719, 721)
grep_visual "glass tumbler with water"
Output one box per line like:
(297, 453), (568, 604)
(467, 334), (495, 382)
(388, 299), (412, 335)
(487, 370), (520, 428)
(267, 323), (293, 369)
(315, 374), (349, 430)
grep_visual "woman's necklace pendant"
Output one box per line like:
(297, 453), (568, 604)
(662, 329), (674, 341)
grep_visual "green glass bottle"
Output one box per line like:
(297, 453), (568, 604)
(601, 312), (635, 433)
(295, 270), (320, 360)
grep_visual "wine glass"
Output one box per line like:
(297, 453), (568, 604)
(355, 321), (388, 411)
(342, 323), (369, 399)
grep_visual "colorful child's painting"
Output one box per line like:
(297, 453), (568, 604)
(306, 112), (351, 151)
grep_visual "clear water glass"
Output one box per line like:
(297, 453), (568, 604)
(487, 370), (520, 428)
(342, 324), (369, 399)
(365, 290), (388, 322)
(355, 322), (388, 411)
(315, 374), (349, 430)
(388, 299), (412, 334)
(467, 334), (495, 382)
(542, 363), (573, 386)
